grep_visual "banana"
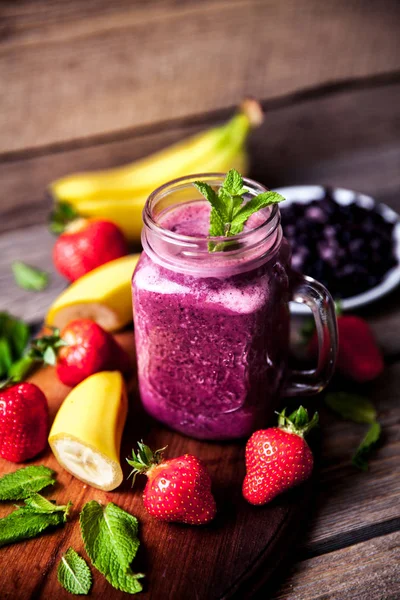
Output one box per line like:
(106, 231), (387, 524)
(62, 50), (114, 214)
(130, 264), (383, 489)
(50, 98), (262, 205)
(46, 254), (140, 332)
(49, 371), (127, 491)
(74, 149), (249, 240)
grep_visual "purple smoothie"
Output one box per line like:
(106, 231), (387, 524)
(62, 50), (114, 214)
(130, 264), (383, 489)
(132, 200), (291, 440)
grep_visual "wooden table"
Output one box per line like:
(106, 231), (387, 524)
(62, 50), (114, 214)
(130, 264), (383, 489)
(1, 2), (400, 597)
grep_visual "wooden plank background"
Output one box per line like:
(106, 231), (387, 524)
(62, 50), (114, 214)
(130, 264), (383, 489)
(1, 0), (400, 154)
(1, 82), (400, 234)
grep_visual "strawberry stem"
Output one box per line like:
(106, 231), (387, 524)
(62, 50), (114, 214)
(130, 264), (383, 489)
(277, 406), (319, 437)
(126, 441), (167, 485)
(48, 202), (80, 235)
(28, 329), (68, 367)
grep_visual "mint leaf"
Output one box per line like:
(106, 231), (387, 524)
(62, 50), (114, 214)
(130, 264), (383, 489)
(12, 262), (49, 292)
(0, 313), (30, 380)
(1, 313), (30, 357)
(194, 169), (286, 250)
(0, 338), (13, 379)
(352, 422), (381, 471)
(230, 191), (285, 235)
(8, 355), (41, 382)
(58, 548), (92, 595)
(223, 169), (244, 195)
(23, 493), (71, 517)
(0, 494), (70, 548)
(80, 501), (144, 594)
(0, 466), (56, 501)
(193, 181), (228, 227)
(325, 392), (376, 424)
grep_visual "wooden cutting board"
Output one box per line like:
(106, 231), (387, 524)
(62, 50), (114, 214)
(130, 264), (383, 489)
(0, 330), (312, 600)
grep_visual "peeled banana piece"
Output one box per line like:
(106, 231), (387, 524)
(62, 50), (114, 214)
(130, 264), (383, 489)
(49, 371), (128, 491)
(46, 254), (140, 332)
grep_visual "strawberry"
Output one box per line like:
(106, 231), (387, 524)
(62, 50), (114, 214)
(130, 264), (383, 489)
(28, 319), (131, 387)
(51, 204), (128, 282)
(0, 382), (49, 462)
(309, 315), (384, 383)
(243, 406), (318, 505)
(127, 443), (216, 525)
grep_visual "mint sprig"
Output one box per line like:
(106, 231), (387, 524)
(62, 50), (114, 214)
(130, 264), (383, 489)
(352, 422), (381, 471)
(0, 312), (30, 381)
(0, 466), (56, 501)
(0, 493), (70, 548)
(325, 392), (377, 424)
(80, 501), (144, 594)
(194, 169), (285, 251)
(325, 392), (381, 470)
(12, 261), (49, 292)
(58, 548), (92, 595)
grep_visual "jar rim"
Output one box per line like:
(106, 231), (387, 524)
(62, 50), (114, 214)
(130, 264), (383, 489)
(143, 172), (279, 243)
(141, 172), (283, 277)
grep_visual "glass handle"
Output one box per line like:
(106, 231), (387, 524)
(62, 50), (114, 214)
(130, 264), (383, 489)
(284, 272), (338, 396)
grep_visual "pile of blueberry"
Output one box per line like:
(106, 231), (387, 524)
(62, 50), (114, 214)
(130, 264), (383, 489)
(280, 189), (398, 299)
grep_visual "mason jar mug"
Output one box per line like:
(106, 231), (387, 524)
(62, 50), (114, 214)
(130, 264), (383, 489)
(132, 174), (338, 440)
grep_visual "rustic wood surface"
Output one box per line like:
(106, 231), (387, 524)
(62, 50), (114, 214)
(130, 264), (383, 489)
(1, 3), (400, 596)
(0, 333), (313, 600)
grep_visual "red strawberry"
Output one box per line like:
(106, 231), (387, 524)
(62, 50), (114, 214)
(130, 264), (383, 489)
(52, 217), (128, 282)
(243, 406), (317, 505)
(309, 315), (384, 383)
(0, 382), (49, 462)
(127, 443), (216, 525)
(30, 319), (131, 387)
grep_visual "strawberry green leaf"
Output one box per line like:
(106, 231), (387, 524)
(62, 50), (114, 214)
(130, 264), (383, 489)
(80, 501), (144, 594)
(277, 406), (318, 437)
(49, 202), (79, 235)
(352, 422), (381, 471)
(58, 548), (92, 595)
(43, 346), (57, 366)
(325, 392), (377, 424)
(0, 466), (56, 501)
(12, 262), (49, 292)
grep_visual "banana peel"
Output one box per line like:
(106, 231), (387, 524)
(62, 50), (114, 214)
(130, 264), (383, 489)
(49, 371), (128, 491)
(49, 99), (262, 242)
(46, 254), (140, 332)
(74, 149), (249, 240)
(50, 99), (262, 204)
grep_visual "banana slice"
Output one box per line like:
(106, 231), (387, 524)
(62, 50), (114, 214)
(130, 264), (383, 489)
(46, 254), (140, 332)
(49, 371), (128, 491)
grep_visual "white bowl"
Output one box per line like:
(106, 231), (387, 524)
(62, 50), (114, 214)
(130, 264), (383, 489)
(274, 185), (400, 314)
